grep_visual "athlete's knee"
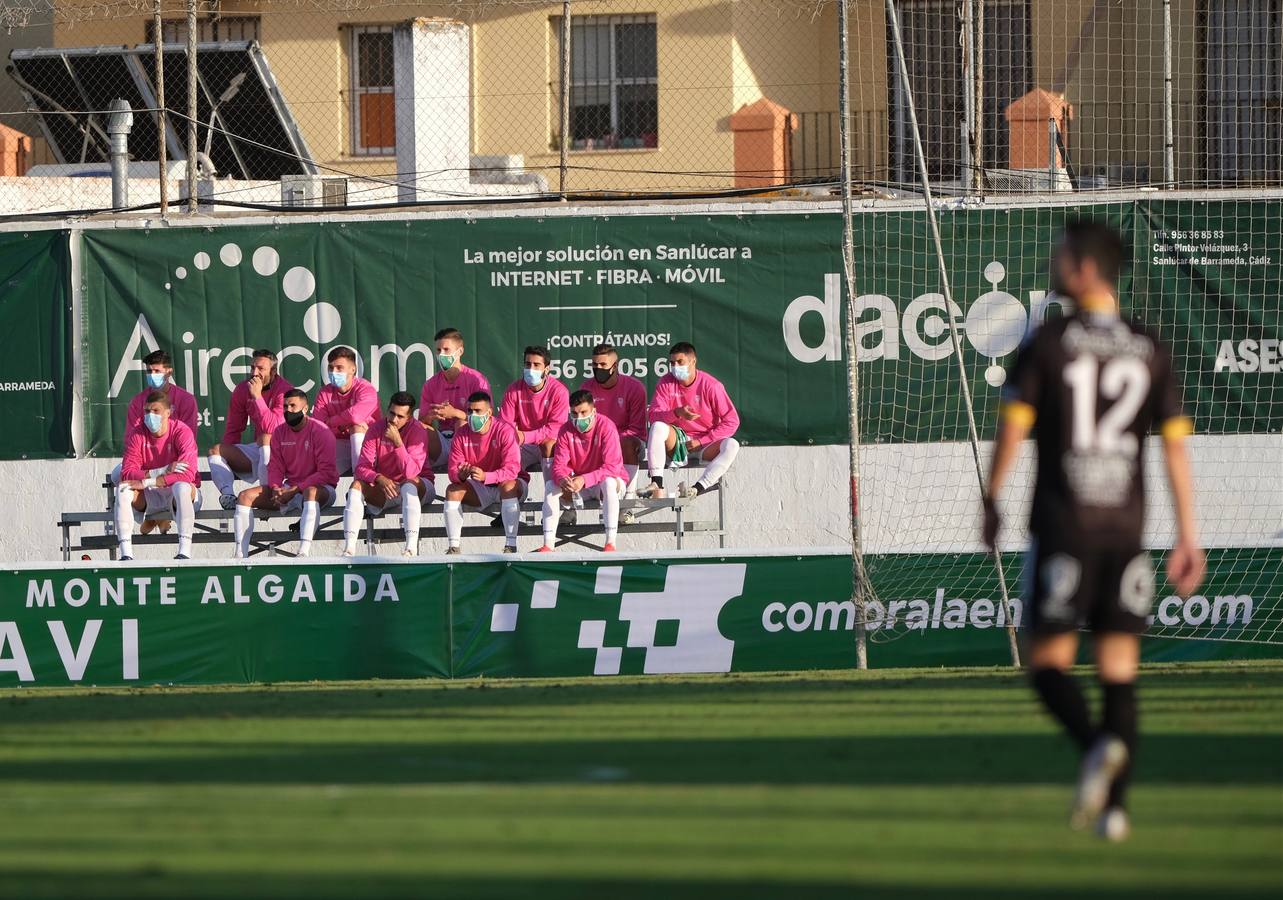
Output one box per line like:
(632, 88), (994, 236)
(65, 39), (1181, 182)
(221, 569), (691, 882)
(351, 424), (369, 434)
(499, 480), (522, 498)
(446, 484), (467, 501)
(210, 444), (223, 457)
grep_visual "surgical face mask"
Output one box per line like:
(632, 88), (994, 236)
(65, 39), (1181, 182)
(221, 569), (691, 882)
(284, 409), (305, 428)
(573, 413), (594, 433)
(468, 412), (488, 432)
(523, 367), (544, 387)
(145, 372), (166, 389)
(143, 412), (164, 434)
(328, 370), (349, 389)
(592, 365), (615, 385)
(437, 353), (456, 371)
(671, 364), (691, 382)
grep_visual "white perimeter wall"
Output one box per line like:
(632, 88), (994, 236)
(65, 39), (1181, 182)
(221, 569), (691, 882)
(2, 435), (1278, 564)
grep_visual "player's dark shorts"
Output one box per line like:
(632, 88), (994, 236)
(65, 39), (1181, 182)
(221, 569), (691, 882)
(1022, 539), (1156, 635)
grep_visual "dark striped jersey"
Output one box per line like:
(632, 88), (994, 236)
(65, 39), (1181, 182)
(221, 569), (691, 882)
(1001, 311), (1191, 548)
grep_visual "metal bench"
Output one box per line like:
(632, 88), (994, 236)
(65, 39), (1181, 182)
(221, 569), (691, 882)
(58, 469), (727, 560)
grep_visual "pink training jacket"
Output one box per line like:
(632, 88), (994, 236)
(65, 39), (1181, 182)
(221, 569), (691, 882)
(126, 383), (199, 438)
(579, 373), (648, 441)
(354, 417), (430, 483)
(648, 370), (740, 446)
(499, 377), (570, 444)
(120, 419), (200, 487)
(447, 417), (525, 486)
(419, 365), (490, 433)
(551, 414), (628, 488)
(312, 376), (381, 439)
(267, 417), (338, 490)
(221, 375), (294, 445)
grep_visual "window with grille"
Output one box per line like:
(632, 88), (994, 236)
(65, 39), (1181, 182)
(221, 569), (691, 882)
(887, 1), (1030, 183)
(553, 14), (658, 151)
(146, 16), (261, 44)
(349, 25), (396, 156)
(1200, 0), (1282, 185)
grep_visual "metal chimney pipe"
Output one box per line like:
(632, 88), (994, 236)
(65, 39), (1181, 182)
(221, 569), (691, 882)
(106, 97), (134, 209)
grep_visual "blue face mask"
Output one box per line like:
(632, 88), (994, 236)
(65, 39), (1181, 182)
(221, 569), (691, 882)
(145, 372), (166, 389)
(143, 412), (163, 434)
(468, 412), (488, 432)
(671, 364), (691, 382)
(328, 371), (349, 389)
(523, 367), (544, 387)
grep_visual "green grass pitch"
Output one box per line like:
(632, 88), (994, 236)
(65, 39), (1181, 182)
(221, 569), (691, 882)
(1, 660), (1280, 898)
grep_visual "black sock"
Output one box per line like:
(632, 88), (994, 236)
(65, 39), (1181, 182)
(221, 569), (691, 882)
(693, 482), (708, 495)
(1101, 681), (1138, 810)
(1031, 667), (1095, 751)
(653, 476), (664, 489)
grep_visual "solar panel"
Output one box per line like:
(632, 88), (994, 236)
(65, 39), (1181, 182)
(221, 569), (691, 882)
(7, 41), (316, 181)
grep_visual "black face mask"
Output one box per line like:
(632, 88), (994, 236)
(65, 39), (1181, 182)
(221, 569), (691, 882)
(592, 365), (616, 385)
(284, 410), (305, 428)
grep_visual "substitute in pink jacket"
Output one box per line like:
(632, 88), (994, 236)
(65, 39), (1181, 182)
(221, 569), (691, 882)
(121, 419), (201, 489)
(354, 417), (429, 483)
(551, 413), (628, 488)
(580, 372), (647, 442)
(447, 416), (525, 488)
(268, 416), (339, 493)
(221, 373), (294, 446)
(126, 383), (199, 437)
(649, 370), (740, 446)
(312, 376), (380, 439)
(643, 345), (741, 497)
(420, 365), (490, 435)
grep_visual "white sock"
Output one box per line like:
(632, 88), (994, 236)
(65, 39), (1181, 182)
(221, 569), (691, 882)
(647, 422), (669, 478)
(298, 500), (320, 555)
(174, 482), (195, 555)
(696, 437), (740, 489)
(233, 504), (253, 558)
(601, 477), (621, 545)
(540, 457), (553, 484)
(341, 488), (364, 552)
(114, 487), (136, 555)
(444, 499), (463, 547)
(542, 491), (562, 545)
(349, 433), (365, 475)
(624, 464), (638, 493)
(501, 498), (520, 547)
(209, 454), (235, 497)
(257, 445), (271, 486)
(400, 483), (422, 553)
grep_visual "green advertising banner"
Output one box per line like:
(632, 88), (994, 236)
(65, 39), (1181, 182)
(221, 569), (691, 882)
(0, 563), (449, 686)
(2, 551), (1277, 687)
(0, 229), (73, 459)
(78, 198), (1283, 456)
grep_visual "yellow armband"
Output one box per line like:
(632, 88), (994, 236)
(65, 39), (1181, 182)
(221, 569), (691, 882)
(1161, 416), (1194, 439)
(999, 401), (1036, 429)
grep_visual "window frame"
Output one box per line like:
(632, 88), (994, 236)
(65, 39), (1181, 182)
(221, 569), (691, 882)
(553, 13), (659, 152)
(348, 24), (397, 157)
(147, 15), (261, 44)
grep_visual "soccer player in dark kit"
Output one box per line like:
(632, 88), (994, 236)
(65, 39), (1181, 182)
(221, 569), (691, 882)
(983, 219), (1206, 842)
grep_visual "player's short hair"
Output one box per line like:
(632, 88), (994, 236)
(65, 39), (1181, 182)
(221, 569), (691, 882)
(142, 350), (172, 368)
(327, 346), (356, 364)
(467, 390), (492, 406)
(523, 345), (551, 366)
(283, 388), (308, 403)
(1061, 219), (1126, 285)
(569, 389), (595, 407)
(251, 348), (278, 364)
(388, 390), (415, 410)
(669, 341), (697, 357)
(434, 328), (463, 343)
(591, 343), (617, 357)
(143, 389), (171, 409)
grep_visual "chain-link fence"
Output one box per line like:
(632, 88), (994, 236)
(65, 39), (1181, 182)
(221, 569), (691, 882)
(0, 0), (1279, 217)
